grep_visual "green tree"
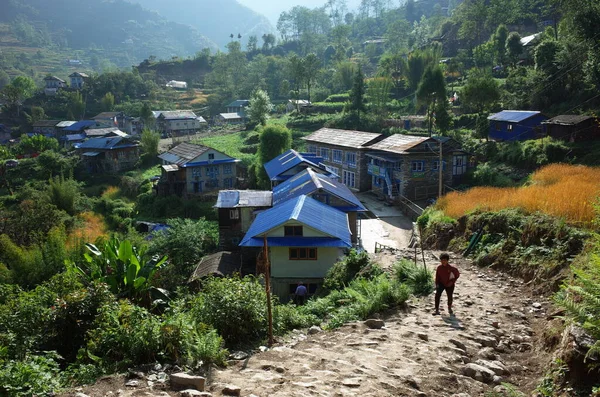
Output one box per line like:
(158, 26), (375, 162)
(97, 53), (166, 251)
(462, 70), (501, 113)
(24, 106), (46, 128)
(100, 92), (115, 111)
(303, 53), (321, 103)
(47, 176), (80, 215)
(434, 99), (453, 135)
(140, 128), (160, 160)
(535, 40), (561, 74)
(367, 77), (392, 116)
(1, 76), (37, 116)
(11, 76), (37, 100)
(492, 24), (508, 65)
(247, 35), (258, 52)
(248, 89), (273, 127)
(416, 65), (446, 137)
(257, 124), (292, 188)
(140, 102), (154, 128)
(17, 135), (59, 155)
(506, 32), (523, 67)
(0, 70), (10, 89)
(287, 54), (305, 110)
(66, 91), (85, 120)
(348, 67), (366, 129)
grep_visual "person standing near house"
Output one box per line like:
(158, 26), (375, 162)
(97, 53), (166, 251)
(294, 282), (308, 305)
(433, 253), (460, 316)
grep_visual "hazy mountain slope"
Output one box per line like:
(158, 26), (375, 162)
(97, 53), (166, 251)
(133, 0), (275, 49)
(0, 0), (218, 62)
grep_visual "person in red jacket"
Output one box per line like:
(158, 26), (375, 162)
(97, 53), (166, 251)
(433, 253), (460, 316)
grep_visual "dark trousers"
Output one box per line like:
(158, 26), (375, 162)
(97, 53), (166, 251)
(294, 295), (306, 305)
(435, 284), (455, 311)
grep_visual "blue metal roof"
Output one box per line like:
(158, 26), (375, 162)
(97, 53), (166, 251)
(239, 195), (351, 248)
(263, 149), (332, 181)
(64, 120), (97, 132)
(272, 169), (366, 211)
(488, 110), (541, 123)
(65, 133), (86, 141)
(215, 190), (272, 208)
(241, 237), (350, 247)
(77, 137), (136, 150)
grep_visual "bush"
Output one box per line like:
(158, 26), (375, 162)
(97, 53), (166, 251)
(323, 249), (382, 291)
(394, 259), (434, 295)
(469, 162), (514, 187)
(0, 352), (63, 397)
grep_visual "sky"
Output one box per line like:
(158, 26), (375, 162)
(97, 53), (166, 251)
(237, 0), (362, 26)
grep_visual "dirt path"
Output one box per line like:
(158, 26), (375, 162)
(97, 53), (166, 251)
(205, 251), (550, 397)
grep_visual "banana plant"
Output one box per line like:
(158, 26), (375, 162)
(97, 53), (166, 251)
(67, 237), (169, 306)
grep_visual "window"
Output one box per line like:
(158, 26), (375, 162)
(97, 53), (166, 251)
(320, 148), (330, 161)
(229, 209), (239, 219)
(343, 170), (356, 188)
(223, 164), (232, 174)
(507, 124), (514, 131)
(192, 168), (202, 177)
(206, 166), (219, 176)
(332, 149), (343, 164)
(411, 161), (424, 172)
(433, 161), (445, 171)
(307, 145), (317, 154)
(224, 177), (233, 188)
(284, 225), (303, 236)
(346, 152), (357, 167)
(208, 153), (215, 160)
(289, 248), (317, 260)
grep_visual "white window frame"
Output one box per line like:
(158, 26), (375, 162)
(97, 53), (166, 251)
(346, 152), (357, 168)
(343, 170), (356, 188)
(320, 148), (330, 161)
(411, 161), (424, 172)
(332, 149), (343, 164)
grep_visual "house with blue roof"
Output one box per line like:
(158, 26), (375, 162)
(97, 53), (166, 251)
(272, 168), (366, 243)
(239, 195), (351, 300)
(76, 137), (140, 173)
(488, 110), (548, 141)
(157, 142), (241, 196)
(264, 149), (337, 187)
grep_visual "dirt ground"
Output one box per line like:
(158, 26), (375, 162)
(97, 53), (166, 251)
(63, 250), (553, 397)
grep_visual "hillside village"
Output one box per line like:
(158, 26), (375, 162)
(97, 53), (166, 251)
(1, 0), (600, 396)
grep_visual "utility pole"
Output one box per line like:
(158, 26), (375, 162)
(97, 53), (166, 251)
(263, 235), (274, 347)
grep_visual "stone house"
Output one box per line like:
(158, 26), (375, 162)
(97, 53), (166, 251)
(76, 137), (140, 173)
(157, 142), (240, 196)
(302, 128), (383, 192)
(44, 76), (67, 96)
(154, 110), (206, 138)
(69, 72), (89, 89)
(32, 120), (62, 136)
(226, 100), (250, 114)
(239, 195), (351, 301)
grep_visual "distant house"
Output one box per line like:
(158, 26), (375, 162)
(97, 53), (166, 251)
(302, 128), (384, 192)
(272, 168), (366, 244)
(69, 72), (89, 89)
(488, 110), (548, 141)
(155, 110), (206, 138)
(226, 100), (250, 114)
(215, 190), (273, 251)
(92, 112), (122, 128)
(166, 80), (188, 89)
(44, 76), (67, 96)
(214, 113), (245, 125)
(122, 116), (144, 136)
(76, 137), (140, 173)
(263, 149), (337, 187)
(63, 120), (113, 134)
(543, 115), (600, 142)
(157, 142), (240, 196)
(239, 195), (351, 301)
(84, 128), (129, 139)
(383, 116), (427, 130)
(519, 33), (542, 62)
(366, 134), (466, 201)
(188, 251), (242, 289)
(32, 120), (62, 136)
(286, 99), (311, 113)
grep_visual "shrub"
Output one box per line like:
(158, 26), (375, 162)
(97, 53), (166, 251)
(394, 259), (434, 295)
(323, 249), (381, 291)
(0, 352), (63, 397)
(469, 162), (514, 187)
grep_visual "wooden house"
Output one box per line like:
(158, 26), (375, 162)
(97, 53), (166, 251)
(488, 110), (548, 141)
(157, 142), (240, 196)
(239, 195), (351, 301)
(76, 137), (140, 173)
(215, 190), (272, 251)
(542, 115), (600, 142)
(302, 128), (384, 192)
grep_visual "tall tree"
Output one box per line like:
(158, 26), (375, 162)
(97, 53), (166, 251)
(367, 77), (392, 116)
(256, 125), (292, 188)
(288, 55), (305, 110)
(247, 35), (258, 52)
(303, 53), (321, 104)
(416, 65), (446, 137)
(348, 67), (366, 129)
(461, 70), (501, 113)
(140, 128), (160, 160)
(492, 24), (508, 65)
(506, 32), (523, 67)
(100, 92), (115, 112)
(247, 89), (273, 127)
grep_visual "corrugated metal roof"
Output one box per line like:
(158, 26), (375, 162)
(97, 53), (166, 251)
(241, 237), (350, 247)
(64, 120), (98, 131)
(158, 142), (210, 165)
(226, 100), (250, 108)
(56, 121), (77, 128)
(215, 190), (272, 208)
(188, 251), (242, 281)
(162, 164), (179, 172)
(240, 195), (351, 248)
(85, 128), (123, 137)
(544, 115), (594, 125)
(219, 112), (244, 120)
(158, 110), (197, 120)
(82, 151), (100, 157)
(78, 137), (137, 150)
(92, 112), (120, 119)
(44, 76), (66, 82)
(272, 169), (365, 211)
(69, 72), (89, 78)
(302, 128), (382, 148)
(368, 134), (430, 154)
(66, 133), (86, 141)
(520, 33), (541, 46)
(488, 110), (541, 123)
(264, 149), (331, 181)
(33, 120), (61, 127)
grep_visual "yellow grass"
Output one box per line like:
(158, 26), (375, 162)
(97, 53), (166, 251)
(437, 164), (600, 226)
(101, 186), (121, 200)
(67, 211), (107, 248)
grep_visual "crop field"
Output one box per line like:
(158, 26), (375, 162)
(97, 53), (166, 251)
(437, 163), (600, 226)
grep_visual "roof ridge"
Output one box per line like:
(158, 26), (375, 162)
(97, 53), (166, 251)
(307, 169), (322, 189)
(291, 195), (306, 220)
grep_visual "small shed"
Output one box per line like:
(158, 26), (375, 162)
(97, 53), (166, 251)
(188, 251), (242, 289)
(166, 80), (188, 89)
(543, 115), (600, 142)
(488, 110), (548, 141)
(215, 113), (245, 124)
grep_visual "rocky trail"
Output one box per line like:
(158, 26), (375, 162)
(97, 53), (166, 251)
(63, 251), (553, 397)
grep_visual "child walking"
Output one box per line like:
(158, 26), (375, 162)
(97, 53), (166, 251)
(433, 253), (460, 316)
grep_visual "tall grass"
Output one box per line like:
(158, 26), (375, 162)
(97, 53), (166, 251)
(438, 164), (600, 226)
(394, 259), (434, 296)
(67, 212), (107, 248)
